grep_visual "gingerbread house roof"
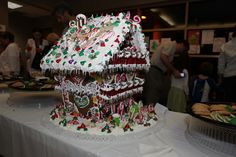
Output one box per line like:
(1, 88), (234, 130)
(40, 13), (149, 73)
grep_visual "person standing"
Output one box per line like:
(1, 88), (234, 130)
(218, 30), (236, 102)
(190, 62), (217, 103)
(25, 28), (48, 73)
(0, 31), (21, 76)
(167, 51), (190, 112)
(52, 3), (76, 35)
(143, 39), (189, 106)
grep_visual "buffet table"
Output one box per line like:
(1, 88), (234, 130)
(0, 93), (210, 157)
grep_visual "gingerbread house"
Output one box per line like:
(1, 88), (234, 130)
(41, 12), (154, 132)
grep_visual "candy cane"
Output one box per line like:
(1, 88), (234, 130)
(113, 104), (116, 113)
(119, 102), (125, 117)
(110, 105), (113, 114)
(125, 11), (131, 19)
(128, 98), (133, 107)
(69, 20), (77, 28)
(133, 15), (141, 24)
(76, 14), (87, 28)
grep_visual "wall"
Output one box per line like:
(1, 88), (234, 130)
(0, 0), (8, 30)
(8, 13), (34, 50)
(33, 16), (64, 36)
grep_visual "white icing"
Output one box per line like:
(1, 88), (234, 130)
(40, 13), (150, 73)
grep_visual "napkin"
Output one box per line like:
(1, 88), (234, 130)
(139, 143), (181, 157)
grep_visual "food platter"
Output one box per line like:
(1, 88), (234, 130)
(188, 102), (236, 129)
(8, 78), (55, 91)
(0, 75), (20, 83)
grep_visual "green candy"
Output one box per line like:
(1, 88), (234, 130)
(107, 50), (112, 56)
(89, 24), (95, 29)
(112, 21), (120, 27)
(80, 61), (86, 65)
(79, 49), (85, 56)
(63, 50), (68, 55)
(70, 28), (76, 33)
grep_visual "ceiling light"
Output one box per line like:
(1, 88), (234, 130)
(150, 8), (159, 13)
(159, 14), (175, 26)
(8, 1), (23, 9)
(141, 16), (147, 20)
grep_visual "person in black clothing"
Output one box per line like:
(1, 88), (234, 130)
(52, 3), (76, 34)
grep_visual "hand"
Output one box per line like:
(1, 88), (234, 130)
(173, 70), (181, 78)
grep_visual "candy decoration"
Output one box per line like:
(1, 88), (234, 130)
(69, 20), (77, 28)
(75, 46), (81, 51)
(76, 14), (87, 28)
(144, 122), (151, 127)
(68, 60), (74, 64)
(133, 15), (141, 24)
(55, 53), (61, 58)
(101, 124), (111, 133)
(112, 21), (120, 27)
(56, 59), (61, 63)
(125, 11), (131, 19)
(112, 114), (121, 126)
(71, 54), (76, 58)
(80, 61), (86, 65)
(100, 41), (105, 47)
(70, 27), (76, 34)
(70, 111), (79, 117)
(107, 51), (112, 56)
(63, 49), (68, 55)
(88, 51), (100, 59)
(74, 95), (90, 109)
(77, 123), (88, 131)
(89, 24), (95, 29)
(123, 123), (133, 132)
(79, 49), (85, 56)
(119, 102), (125, 117)
(59, 119), (67, 127)
(114, 38), (120, 43)
(52, 50), (57, 56)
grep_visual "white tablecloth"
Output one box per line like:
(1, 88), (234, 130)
(0, 93), (210, 157)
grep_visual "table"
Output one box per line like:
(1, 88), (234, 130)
(0, 93), (210, 157)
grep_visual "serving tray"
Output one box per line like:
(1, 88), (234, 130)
(187, 102), (236, 129)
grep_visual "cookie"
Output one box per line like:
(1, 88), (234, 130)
(194, 111), (211, 116)
(210, 104), (227, 111)
(192, 103), (209, 112)
(213, 110), (231, 116)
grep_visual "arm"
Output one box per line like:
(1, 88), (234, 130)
(160, 53), (181, 78)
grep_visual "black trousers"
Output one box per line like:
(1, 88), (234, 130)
(223, 76), (236, 102)
(142, 66), (170, 106)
